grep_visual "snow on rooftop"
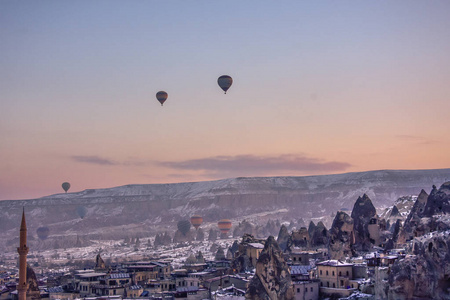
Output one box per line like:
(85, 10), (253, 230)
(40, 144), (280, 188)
(316, 260), (353, 267)
(247, 243), (264, 249)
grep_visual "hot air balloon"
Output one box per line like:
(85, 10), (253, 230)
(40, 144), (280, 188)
(218, 75), (233, 94)
(190, 215), (203, 230)
(36, 227), (50, 240)
(156, 91), (168, 106)
(177, 220), (192, 236)
(62, 182), (70, 193)
(77, 206), (88, 219)
(217, 219), (232, 235)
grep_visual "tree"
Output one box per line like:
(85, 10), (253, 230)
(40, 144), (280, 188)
(215, 246), (225, 261)
(208, 228), (217, 241)
(196, 228), (205, 241)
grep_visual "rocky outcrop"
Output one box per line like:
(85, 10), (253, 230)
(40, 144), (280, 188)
(309, 221), (328, 248)
(387, 182), (450, 299)
(388, 231), (450, 299)
(390, 205), (400, 217)
(400, 183), (450, 244)
(231, 234), (265, 273)
(246, 236), (294, 300)
(95, 253), (106, 271)
(351, 194), (377, 251)
(328, 211), (355, 259)
(286, 227), (309, 251)
(398, 190), (429, 243)
(277, 225), (290, 252)
(421, 182), (450, 217)
(27, 264), (41, 300)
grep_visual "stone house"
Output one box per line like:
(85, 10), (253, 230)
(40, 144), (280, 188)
(293, 280), (319, 300)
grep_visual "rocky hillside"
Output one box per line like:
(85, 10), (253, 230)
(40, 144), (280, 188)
(1, 169), (449, 252)
(387, 182), (450, 299)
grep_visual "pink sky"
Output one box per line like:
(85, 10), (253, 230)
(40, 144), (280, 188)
(1, 1), (449, 200)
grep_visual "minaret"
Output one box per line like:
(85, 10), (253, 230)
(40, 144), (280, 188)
(17, 207), (29, 300)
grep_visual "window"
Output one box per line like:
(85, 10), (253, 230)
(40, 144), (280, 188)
(333, 283), (335, 288)
(320, 270), (322, 275)
(327, 282), (329, 287)
(332, 271), (335, 276)
(340, 280), (343, 286)
(339, 271), (342, 276)
(297, 288), (300, 293)
(321, 282), (323, 287)
(304, 287), (307, 292)
(326, 270), (328, 276)
(346, 271), (349, 276)
(310, 287), (313, 292)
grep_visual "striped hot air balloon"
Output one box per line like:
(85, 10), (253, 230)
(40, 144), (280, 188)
(190, 215), (203, 230)
(217, 219), (232, 235)
(156, 91), (168, 106)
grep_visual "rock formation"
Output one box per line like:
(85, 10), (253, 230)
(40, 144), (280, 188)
(309, 221), (328, 248)
(328, 211), (355, 259)
(285, 227), (309, 250)
(351, 194), (377, 251)
(26, 264), (41, 300)
(390, 205), (400, 217)
(95, 253), (106, 271)
(231, 234), (265, 273)
(245, 236), (294, 300)
(277, 225), (290, 252)
(388, 231), (450, 299)
(421, 182), (450, 217)
(387, 182), (450, 299)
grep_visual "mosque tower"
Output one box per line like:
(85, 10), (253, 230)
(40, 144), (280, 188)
(17, 208), (29, 300)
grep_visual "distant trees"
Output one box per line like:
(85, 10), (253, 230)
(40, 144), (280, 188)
(215, 246), (225, 261)
(154, 232), (172, 247)
(208, 228), (218, 241)
(196, 228), (205, 241)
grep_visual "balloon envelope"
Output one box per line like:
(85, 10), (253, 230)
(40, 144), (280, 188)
(190, 215), (203, 230)
(177, 220), (191, 236)
(62, 182), (70, 193)
(217, 219), (232, 234)
(77, 206), (88, 219)
(218, 75), (233, 94)
(37, 227), (50, 240)
(156, 91), (168, 106)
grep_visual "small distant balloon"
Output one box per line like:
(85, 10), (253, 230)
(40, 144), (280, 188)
(218, 75), (233, 94)
(77, 206), (88, 219)
(156, 91), (168, 106)
(37, 227), (50, 240)
(62, 182), (70, 193)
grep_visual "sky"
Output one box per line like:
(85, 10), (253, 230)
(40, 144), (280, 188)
(1, 1), (450, 200)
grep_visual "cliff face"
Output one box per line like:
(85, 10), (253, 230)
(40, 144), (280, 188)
(246, 236), (294, 300)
